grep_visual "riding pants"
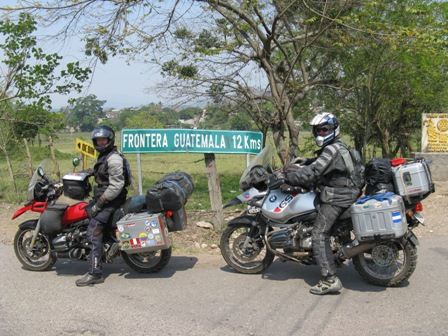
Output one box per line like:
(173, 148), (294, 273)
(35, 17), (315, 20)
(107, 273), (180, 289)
(312, 203), (346, 277)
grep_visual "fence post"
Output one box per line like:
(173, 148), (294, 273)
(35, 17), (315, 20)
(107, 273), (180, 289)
(204, 153), (224, 230)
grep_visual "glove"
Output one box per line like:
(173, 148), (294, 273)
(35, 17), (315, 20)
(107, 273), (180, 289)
(267, 173), (284, 189)
(85, 198), (106, 218)
(280, 183), (307, 194)
(291, 157), (308, 165)
(283, 163), (300, 173)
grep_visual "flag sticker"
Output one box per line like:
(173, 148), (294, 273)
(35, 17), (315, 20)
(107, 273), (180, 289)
(392, 212), (402, 223)
(130, 238), (141, 249)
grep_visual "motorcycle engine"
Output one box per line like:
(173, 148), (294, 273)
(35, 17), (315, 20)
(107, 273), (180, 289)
(52, 226), (89, 260)
(268, 224), (313, 250)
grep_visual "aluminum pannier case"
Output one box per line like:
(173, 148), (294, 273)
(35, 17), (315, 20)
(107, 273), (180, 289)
(116, 212), (170, 253)
(391, 158), (435, 204)
(350, 193), (407, 242)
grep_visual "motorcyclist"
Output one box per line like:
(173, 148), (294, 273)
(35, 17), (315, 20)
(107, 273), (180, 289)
(283, 112), (362, 295)
(76, 125), (128, 287)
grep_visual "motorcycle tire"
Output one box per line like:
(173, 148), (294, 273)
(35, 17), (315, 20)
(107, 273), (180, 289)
(220, 223), (275, 274)
(122, 247), (172, 273)
(352, 238), (417, 287)
(14, 220), (57, 271)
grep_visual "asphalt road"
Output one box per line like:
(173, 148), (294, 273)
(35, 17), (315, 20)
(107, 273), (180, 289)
(1, 236), (447, 336)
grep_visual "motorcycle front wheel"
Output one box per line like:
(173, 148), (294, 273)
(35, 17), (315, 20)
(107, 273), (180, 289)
(122, 247), (172, 273)
(14, 220), (57, 271)
(220, 223), (275, 274)
(352, 238), (417, 287)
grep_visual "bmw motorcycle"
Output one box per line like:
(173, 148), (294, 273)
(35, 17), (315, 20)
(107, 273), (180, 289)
(220, 146), (427, 287)
(12, 159), (189, 274)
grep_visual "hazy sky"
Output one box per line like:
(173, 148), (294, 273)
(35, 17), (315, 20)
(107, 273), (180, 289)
(0, 0), (165, 110)
(57, 54), (163, 110)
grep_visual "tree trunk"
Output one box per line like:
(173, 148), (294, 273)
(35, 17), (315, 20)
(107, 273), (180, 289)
(23, 138), (33, 178)
(1, 147), (21, 202)
(48, 136), (61, 180)
(204, 153), (224, 230)
(271, 124), (289, 164)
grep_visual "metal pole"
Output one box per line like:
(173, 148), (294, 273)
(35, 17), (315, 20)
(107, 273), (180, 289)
(137, 153), (143, 195)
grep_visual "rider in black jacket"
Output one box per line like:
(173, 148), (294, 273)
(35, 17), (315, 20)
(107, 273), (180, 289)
(284, 112), (362, 295)
(76, 125), (128, 287)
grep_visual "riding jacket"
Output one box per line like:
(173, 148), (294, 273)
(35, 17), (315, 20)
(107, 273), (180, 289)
(93, 146), (128, 207)
(284, 140), (361, 208)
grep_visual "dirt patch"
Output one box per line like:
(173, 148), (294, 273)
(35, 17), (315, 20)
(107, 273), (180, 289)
(1, 182), (447, 257)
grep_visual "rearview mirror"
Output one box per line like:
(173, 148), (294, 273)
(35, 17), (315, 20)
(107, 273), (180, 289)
(72, 157), (81, 167)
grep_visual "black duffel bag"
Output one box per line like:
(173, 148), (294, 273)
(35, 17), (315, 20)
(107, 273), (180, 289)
(146, 171), (194, 212)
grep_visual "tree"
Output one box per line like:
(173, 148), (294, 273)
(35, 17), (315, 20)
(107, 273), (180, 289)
(125, 111), (164, 129)
(0, 12), (91, 110)
(1, 1), (359, 162)
(156, 1), (359, 162)
(313, 0), (448, 158)
(65, 94), (106, 131)
(4, 1), (447, 160)
(0, 12), (91, 197)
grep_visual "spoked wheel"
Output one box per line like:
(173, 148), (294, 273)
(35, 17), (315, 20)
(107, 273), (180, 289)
(352, 239), (417, 287)
(220, 223), (274, 274)
(14, 221), (57, 271)
(122, 247), (172, 273)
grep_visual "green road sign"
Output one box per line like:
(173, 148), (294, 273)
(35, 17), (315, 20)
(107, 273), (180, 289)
(121, 129), (263, 154)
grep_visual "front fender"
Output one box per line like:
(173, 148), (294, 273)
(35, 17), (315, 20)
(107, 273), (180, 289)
(18, 219), (39, 230)
(226, 215), (256, 227)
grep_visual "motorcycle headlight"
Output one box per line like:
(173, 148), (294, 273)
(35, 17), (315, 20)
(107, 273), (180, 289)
(34, 180), (48, 201)
(240, 165), (268, 190)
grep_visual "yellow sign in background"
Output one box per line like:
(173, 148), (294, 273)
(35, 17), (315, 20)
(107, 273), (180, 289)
(75, 138), (97, 158)
(422, 114), (448, 152)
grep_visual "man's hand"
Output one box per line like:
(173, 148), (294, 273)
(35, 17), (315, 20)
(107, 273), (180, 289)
(291, 157), (308, 165)
(85, 198), (106, 218)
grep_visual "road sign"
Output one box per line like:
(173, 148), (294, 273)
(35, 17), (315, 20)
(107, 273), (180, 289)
(121, 129), (263, 154)
(75, 138), (97, 158)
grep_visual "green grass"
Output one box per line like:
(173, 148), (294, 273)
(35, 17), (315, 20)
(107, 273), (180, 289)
(0, 132), (252, 208)
(0, 130), (343, 207)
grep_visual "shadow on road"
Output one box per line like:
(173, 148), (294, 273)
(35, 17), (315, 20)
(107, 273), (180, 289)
(220, 258), (399, 293)
(50, 255), (199, 280)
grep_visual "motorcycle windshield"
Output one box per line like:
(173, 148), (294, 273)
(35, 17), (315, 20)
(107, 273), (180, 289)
(239, 146), (274, 189)
(27, 159), (52, 201)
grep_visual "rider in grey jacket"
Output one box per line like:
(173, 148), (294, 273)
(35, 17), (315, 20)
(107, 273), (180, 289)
(284, 112), (362, 295)
(76, 125), (128, 287)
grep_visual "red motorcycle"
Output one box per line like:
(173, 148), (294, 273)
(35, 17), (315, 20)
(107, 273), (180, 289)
(12, 159), (190, 273)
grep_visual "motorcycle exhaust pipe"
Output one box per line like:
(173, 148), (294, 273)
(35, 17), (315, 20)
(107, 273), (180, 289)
(55, 248), (83, 260)
(341, 242), (376, 259)
(290, 251), (312, 258)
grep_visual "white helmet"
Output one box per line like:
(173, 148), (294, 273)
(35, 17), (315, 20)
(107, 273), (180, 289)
(310, 112), (340, 147)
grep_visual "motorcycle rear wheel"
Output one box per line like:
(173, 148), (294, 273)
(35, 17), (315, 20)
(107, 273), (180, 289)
(352, 239), (417, 287)
(220, 223), (275, 274)
(14, 221), (57, 271)
(122, 247), (172, 273)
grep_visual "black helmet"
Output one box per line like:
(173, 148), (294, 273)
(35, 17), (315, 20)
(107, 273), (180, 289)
(92, 125), (115, 154)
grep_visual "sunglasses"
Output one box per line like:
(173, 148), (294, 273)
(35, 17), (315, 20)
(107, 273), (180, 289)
(315, 126), (332, 133)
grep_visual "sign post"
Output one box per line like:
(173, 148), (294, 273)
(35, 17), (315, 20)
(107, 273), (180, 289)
(121, 129), (263, 229)
(75, 138), (97, 170)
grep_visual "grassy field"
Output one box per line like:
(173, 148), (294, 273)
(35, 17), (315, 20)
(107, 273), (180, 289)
(0, 129), (367, 209)
(0, 131), (294, 209)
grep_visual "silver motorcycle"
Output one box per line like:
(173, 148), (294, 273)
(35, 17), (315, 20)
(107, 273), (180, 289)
(220, 146), (426, 287)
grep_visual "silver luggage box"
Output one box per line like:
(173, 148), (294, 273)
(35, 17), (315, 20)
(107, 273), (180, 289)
(351, 194), (407, 242)
(116, 212), (170, 253)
